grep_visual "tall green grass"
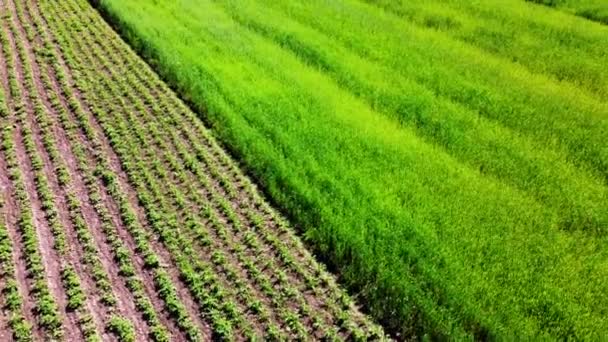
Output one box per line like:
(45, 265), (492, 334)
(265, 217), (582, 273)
(93, 0), (608, 338)
(366, 0), (608, 98)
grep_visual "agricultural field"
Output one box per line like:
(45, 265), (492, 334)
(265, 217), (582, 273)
(94, 0), (608, 340)
(0, 0), (385, 340)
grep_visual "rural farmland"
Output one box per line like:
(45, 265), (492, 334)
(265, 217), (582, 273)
(1, 0), (607, 340)
(0, 0), (384, 340)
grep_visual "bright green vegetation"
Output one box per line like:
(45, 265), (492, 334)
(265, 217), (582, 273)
(95, 0), (608, 339)
(527, 0), (608, 24)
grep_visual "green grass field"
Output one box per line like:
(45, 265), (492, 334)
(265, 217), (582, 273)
(93, 0), (608, 339)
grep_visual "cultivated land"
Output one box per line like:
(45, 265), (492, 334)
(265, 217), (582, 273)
(94, 0), (608, 340)
(0, 0), (385, 340)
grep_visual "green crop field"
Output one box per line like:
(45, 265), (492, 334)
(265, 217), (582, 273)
(93, 0), (606, 339)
